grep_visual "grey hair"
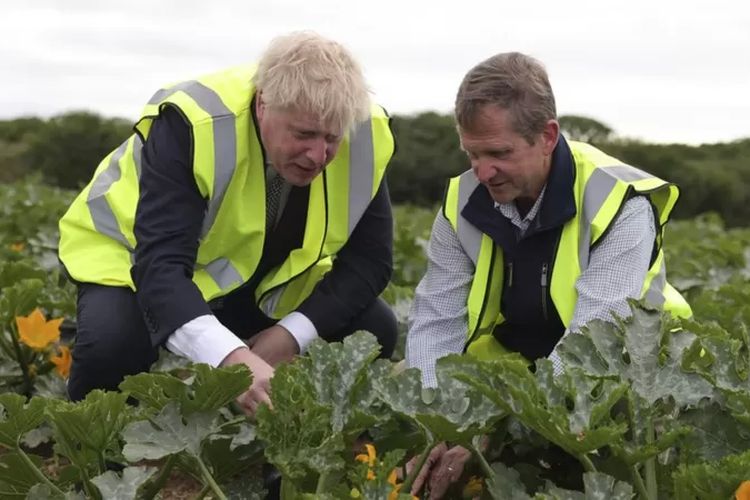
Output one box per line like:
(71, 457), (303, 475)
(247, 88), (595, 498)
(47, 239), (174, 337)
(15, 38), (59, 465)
(253, 31), (370, 133)
(455, 52), (557, 143)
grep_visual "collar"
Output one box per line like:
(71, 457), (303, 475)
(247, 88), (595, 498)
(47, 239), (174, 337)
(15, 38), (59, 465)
(461, 135), (577, 245)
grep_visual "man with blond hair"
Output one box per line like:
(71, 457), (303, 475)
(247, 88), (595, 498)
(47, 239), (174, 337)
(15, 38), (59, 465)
(59, 32), (397, 415)
(405, 52), (691, 497)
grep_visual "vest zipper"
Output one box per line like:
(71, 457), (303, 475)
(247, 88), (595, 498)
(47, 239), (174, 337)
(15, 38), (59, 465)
(541, 263), (549, 321)
(507, 262), (513, 288)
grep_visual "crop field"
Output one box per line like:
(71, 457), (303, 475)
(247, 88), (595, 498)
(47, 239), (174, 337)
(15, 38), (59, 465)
(1, 179), (749, 499)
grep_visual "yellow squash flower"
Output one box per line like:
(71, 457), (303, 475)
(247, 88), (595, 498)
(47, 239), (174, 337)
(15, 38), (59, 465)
(10, 242), (25, 252)
(356, 443), (377, 480)
(463, 475), (483, 497)
(355, 444), (418, 499)
(736, 481), (750, 500)
(15, 308), (62, 350)
(50, 345), (72, 378)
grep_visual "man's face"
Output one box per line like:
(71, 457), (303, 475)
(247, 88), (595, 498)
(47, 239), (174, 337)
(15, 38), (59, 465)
(256, 97), (343, 186)
(459, 104), (558, 206)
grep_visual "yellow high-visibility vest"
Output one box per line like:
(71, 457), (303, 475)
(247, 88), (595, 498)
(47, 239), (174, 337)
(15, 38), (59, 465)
(59, 64), (394, 318)
(443, 141), (691, 360)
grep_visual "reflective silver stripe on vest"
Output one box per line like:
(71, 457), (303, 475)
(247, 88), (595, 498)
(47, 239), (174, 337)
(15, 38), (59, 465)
(259, 288), (283, 317)
(602, 164), (652, 182)
(147, 81), (237, 240)
(201, 257), (243, 289)
(579, 164), (657, 271)
(347, 117), (375, 235)
(456, 172), (483, 265)
(132, 134), (143, 178)
(579, 168), (618, 269)
(87, 140), (133, 251)
(643, 258), (666, 307)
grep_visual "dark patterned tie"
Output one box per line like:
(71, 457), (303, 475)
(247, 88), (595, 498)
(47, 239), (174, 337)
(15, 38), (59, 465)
(266, 171), (284, 231)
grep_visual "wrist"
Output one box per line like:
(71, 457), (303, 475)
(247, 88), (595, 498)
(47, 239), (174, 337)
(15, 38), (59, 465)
(220, 346), (252, 367)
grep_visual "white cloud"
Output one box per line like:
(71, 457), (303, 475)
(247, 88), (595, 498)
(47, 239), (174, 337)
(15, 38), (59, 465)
(1, 0), (748, 144)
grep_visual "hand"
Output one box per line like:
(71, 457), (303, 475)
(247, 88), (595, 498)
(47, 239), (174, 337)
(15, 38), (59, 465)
(249, 325), (300, 367)
(426, 445), (472, 499)
(220, 347), (274, 417)
(405, 442), (448, 496)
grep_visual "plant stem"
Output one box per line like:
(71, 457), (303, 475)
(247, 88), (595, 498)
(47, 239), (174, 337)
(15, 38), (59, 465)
(470, 441), (494, 479)
(576, 453), (597, 473)
(315, 472), (329, 495)
(194, 455), (227, 500)
(15, 444), (66, 496)
(401, 442), (435, 494)
(9, 325), (33, 397)
(193, 485), (210, 500)
(631, 465), (651, 500)
(142, 455), (177, 500)
(645, 422), (657, 500)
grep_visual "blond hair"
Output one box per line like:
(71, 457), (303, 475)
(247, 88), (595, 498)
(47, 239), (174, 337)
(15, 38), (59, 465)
(455, 52), (557, 144)
(253, 31), (370, 133)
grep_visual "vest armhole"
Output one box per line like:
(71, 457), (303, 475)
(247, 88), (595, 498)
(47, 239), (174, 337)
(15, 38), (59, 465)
(589, 185), (635, 252)
(441, 179), (452, 221)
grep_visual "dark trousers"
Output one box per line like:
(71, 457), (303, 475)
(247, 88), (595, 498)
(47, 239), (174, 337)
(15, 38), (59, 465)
(67, 283), (398, 402)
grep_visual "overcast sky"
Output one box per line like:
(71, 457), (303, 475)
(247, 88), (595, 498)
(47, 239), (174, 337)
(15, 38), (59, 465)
(2, 0), (749, 144)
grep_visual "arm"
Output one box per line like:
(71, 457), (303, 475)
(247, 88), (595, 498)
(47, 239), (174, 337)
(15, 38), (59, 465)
(292, 179), (395, 344)
(133, 106), (273, 415)
(570, 195), (656, 330)
(549, 196), (656, 370)
(131, 106), (213, 345)
(405, 211), (474, 387)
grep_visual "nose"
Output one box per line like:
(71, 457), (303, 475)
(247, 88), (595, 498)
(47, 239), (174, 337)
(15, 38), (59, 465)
(472, 157), (497, 183)
(305, 138), (328, 166)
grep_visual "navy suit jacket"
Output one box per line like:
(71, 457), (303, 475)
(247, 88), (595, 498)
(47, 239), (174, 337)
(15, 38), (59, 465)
(131, 106), (394, 345)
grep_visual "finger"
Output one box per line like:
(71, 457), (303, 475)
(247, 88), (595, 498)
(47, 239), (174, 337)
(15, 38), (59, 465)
(428, 465), (456, 498)
(410, 443), (447, 494)
(410, 464), (430, 495)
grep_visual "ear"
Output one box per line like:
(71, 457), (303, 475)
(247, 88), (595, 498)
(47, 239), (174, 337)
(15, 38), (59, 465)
(255, 91), (265, 120)
(541, 119), (560, 155)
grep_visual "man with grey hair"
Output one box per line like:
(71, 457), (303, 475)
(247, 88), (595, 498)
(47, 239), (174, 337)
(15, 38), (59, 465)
(59, 31), (397, 417)
(404, 52), (690, 497)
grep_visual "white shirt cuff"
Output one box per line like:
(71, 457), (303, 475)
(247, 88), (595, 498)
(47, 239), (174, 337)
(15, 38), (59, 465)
(166, 314), (247, 367)
(277, 312), (318, 354)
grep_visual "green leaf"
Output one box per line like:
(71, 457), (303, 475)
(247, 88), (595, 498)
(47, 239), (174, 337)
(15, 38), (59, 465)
(180, 434), (264, 484)
(0, 279), (44, 321)
(256, 362), (345, 485)
(90, 466), (157, 499)
(537, 472), (634, 499)
(21, 424), (54, 449)
(121, 402), (220, 461)
(118, 372), (187, 412)
(256, 332), (392, 490)
(0, 394), (47, 448)
(672, 448), (750, 500)
(119, 363), (251, 414)
(557, 306), (714, 407)
(46, 390), (132, 476)
(305, 331), (382, 433)
(0, 451), (46, 498)
(0, 262), (46, 289)
(183, 363), (251, 414)
(676, 402), (750, 463)
(452, 356), (628, 457)
(24, 484), (85, 500)
(485, 462), (532, 500)
(373, 355), (503, 445)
